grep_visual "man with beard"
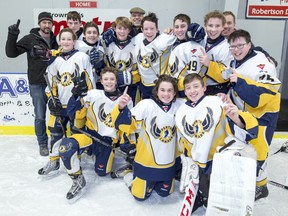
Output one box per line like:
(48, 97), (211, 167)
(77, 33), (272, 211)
(5, 12), (58, 156)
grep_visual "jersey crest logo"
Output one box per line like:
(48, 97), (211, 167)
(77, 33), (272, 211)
(55, 63), (79, 87)
(110, 52), (133, 71)
(137, 48), (159, 68)
(150, 116), (175, 143)
(256, 64), (265, 70)
(169, 57), (179, 75)
(191, 49), (197, 54)
(98, 103), (113, 128)
(182, 107), (214, 138)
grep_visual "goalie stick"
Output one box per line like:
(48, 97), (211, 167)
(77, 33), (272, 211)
(268, 180), (288, 190)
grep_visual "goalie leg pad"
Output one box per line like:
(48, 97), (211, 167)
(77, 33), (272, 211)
(206, 153), (256, 216)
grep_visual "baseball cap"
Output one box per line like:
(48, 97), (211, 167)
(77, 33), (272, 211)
(38, 12), (53, 24)
(130, 7), (145, 14)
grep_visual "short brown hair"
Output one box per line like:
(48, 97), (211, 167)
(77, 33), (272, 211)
(184, 73), (204, 87)
(111, 17), (132, 31)
(100, 67), (118, 80)
(67, 11), (81, 22)
(204, 10), (226, 26)
(59, 28), (77, 41)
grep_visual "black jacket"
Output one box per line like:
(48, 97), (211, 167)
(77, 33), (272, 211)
(5, 28), (58, 85)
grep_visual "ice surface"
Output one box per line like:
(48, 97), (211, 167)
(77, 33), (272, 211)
(0, 136), (287, 216)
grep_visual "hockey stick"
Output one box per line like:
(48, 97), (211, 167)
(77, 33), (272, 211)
(44, 72), (67, 137)
(271, 140), (288, 155)
(268, 180), (288, 190)
(147, 58), (159, 78)
(72, 126), (127, 158)
(100, 39), (111, 67)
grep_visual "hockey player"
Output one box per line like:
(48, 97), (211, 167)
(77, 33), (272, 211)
(75, 21), (105, 89)
(186, 10), (233, 95)
(176, 73), (258, 213)
(111, 74), (184, 201)
(204, 29), (281, 201)
(172, 13), (205, 50)
(221, 11), (278, 67)
(38, 28), (94, 177)
(58, 67), (133, 201)
(168, 39), (205, 97)
(101, 16), (140, 105)
(134, 12), (176, 99)
(66, 11), (84, 41)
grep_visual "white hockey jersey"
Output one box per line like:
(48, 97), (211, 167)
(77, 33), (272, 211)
(134, 33), (176, 86)
(82, 89), (132, 139)
(46, 50), (94, 106)
(175, 96), (224, 167)
(168, 41), (205, 92)
(200, 35), (233, 86)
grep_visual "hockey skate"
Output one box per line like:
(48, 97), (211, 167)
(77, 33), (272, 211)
(38, 160), (60, 180)
(67, 173), (87, 204)
(110, 163), (132, 179)
(255, 184), (269, 203)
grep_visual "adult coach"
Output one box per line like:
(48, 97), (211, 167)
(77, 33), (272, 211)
(5, 12), (58, 156)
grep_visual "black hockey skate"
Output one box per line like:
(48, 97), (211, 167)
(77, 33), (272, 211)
(110, 163), (132, 179)
(255, 184), (269, 202)
(67, 173), (87, 203)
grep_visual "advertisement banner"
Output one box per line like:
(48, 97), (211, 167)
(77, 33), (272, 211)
(246, 0), (288, 19)
(0, 73), (35, 134)
(34, 8), (130, 35)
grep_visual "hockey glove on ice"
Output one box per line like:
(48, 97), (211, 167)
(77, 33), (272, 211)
(48, 97), (62, 116)
(72, 72), (88, 98)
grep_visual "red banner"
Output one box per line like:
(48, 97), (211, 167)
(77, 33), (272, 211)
(70, 1), (97, 8)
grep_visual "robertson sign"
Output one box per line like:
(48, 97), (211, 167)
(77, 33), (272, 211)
(246, 0), (288, 19)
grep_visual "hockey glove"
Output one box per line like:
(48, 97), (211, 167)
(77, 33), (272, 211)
(121, 144), (136, 164)
(90, 47), (103, 64)
(179, 154), (199, 193)
(31, 45), (50, 59)
(186, 23), (206, 43)
(117, 71), (132, 87)
(71, 72), (88, 98)
(48, 97), (62, 116)
(102, 28), (116, 46)
(8, 19), (20, 36)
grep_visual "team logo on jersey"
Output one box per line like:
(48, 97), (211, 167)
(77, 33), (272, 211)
(150, 116), (175, 143)
(182, 107), (214, 138)
(256, 64), (265, 70)
(98, 103), (113, 128)
(137, 48), (159, 68)
(110, 52), (133, 71)
(55, 63), (79, 86)
(169, 57), (179, 75)
(191, 49), (197, 54)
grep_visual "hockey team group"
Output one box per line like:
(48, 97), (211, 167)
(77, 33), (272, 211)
(5, 6), (281, 215)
